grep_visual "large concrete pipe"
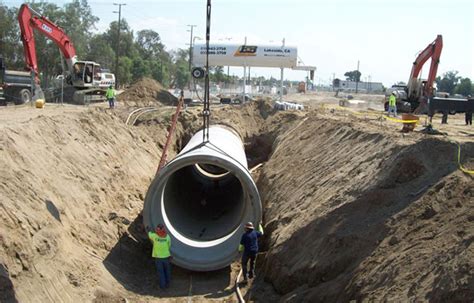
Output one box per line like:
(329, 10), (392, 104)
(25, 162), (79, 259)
(143, 125), (261, 271)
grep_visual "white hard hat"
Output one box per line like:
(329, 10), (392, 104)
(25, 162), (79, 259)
(244, 222), (254, 229)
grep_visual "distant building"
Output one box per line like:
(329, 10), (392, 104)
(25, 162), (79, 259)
(333, 79), (384, 93)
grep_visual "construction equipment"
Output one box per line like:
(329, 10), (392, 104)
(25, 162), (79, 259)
(387, 35), (474, 114)
(0, 57), (33, 105)
(18, 4), (115, 104)
(386, 35), (443, 112)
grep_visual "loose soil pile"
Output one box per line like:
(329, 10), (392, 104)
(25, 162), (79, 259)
(117, 77), (177, 107)
(250, 107), (474, 302)
(0, 106), (163, 302)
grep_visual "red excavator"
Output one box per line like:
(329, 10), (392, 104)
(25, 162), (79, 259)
(387, 35), (443, 112)
(18, 3), (115, 104)
(388, 35), (473, 114)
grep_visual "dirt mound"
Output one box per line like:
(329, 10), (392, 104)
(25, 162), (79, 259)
(118, 77), (177, 106)
(0, 107), (164, 301)
(252, 110), (474, 301)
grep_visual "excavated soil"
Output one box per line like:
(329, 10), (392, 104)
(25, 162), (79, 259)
(251, 110), (474, 302)
(117, 77), (177, 107)
(0, 92), (473, 302)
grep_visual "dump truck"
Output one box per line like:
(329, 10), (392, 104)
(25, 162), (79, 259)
(0, 57), (33, 105)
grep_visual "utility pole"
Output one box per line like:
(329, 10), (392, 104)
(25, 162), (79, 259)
(113, 3), (126, 89)
(355, 60), (360, 94)
(187, 25), (197, 71)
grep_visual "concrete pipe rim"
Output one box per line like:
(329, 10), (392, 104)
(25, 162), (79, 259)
(158, 154), (258, 244)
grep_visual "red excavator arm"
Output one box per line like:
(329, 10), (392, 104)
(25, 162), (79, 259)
(18, 3), (77, 82)
(407, 35), (443, 100)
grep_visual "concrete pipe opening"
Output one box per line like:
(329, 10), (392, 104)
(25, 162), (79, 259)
(163, 163), (244, 241)
(143, 126), (261, 271)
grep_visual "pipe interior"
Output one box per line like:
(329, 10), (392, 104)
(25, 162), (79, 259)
(163, 163), (245, 241)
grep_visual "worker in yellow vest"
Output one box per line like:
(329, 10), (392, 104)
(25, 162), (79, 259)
(148, 224), (172, 289)
(105, 85), (116, 109)
(388, 92), (397, 117)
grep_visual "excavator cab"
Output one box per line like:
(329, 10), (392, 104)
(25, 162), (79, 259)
(71, 61), (100, 87)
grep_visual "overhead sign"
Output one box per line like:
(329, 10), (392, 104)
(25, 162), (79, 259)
(192, 44), (298, 68)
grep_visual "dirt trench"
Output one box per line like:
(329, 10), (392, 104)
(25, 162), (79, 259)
(120, 102), (474, 302)
(0, 100), (472, 302)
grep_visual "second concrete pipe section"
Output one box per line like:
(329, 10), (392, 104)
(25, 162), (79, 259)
(143, 125), (261, 271)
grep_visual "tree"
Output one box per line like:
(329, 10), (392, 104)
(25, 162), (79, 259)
(175, 63), (189, 89)
(454, 78), (472, 96)
(344, 70), (361, 82)
(436, 71), (460, 94)
(60, 0), (98, 57)
(131, 56), (151, 81)
(86, 34), (115, 69)
(0, 5), (24, 69)
(136, 29), (165, 60)
(149, 60), (168, 86)
(171, 49), (189, 88)
(210, 66), (225, 83)
(104, 20), (137, 64)
(117, 56), (133, 85)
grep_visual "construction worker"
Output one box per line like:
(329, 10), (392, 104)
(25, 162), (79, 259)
(239, 222), (264, 282)
(148, 224), (172, 289)
(388, 92), (397, 117)
(106, 85), (115, 109)
(465, 96), (472, 126)
(441, 110), (448, 124)
(441, 94), (449, 124)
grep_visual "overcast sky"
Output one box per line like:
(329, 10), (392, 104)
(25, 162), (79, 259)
(4, 0), (473, 86)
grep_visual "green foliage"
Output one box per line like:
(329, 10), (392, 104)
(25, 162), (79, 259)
(86, 34), (115, 69)
(61, 0), (98, 57)
(149, 60), (169, 86)
(104, 20), (137, 63)
(117, 56), (132, 84)
(210, 66), (226, 83)
(136, 30), (164, 60)
(131, 57), (151, 82)
(454, 77), (472, 97)
(435, 71), (460, 94)
(0, 5), (23, 68)
(175, 62), (189, 89)
(344, 70), (361, 82)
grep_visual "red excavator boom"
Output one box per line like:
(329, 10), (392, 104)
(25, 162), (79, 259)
(18, 3), (77, 82)
(407, 35), (443, 101)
